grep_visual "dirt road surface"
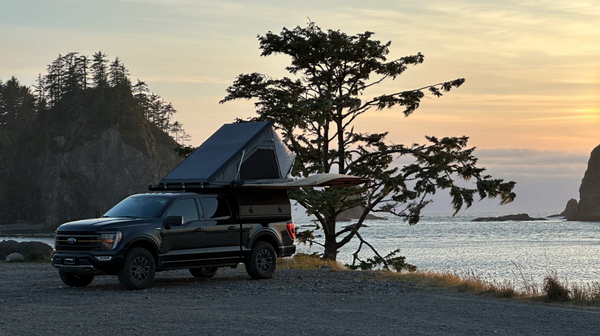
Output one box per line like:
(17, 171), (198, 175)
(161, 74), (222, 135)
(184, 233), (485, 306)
(0, 263), (598, 335)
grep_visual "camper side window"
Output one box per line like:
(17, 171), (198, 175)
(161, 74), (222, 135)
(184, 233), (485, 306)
(201, 197), (231, 219)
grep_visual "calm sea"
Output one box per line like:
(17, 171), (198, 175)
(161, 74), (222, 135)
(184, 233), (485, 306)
(295, 211), (600, 286)
(4, 211), (599, 286)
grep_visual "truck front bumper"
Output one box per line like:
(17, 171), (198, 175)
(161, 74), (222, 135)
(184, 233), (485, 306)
(52, 252), (124, 275)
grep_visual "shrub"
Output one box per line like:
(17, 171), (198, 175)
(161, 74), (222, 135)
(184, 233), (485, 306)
(543, 274), (570, 302)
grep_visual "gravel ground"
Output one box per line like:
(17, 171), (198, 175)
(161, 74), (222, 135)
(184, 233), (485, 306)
(0, 262), (599, 336)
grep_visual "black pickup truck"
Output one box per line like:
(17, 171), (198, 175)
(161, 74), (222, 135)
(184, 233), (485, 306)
(52, 188), (296, 290)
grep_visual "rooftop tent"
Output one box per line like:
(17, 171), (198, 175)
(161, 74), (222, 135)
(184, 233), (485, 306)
(160, 121), (296, 185)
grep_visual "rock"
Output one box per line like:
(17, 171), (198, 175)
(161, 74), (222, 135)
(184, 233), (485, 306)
(0, 240), (53, 261)
(567, 145), (600, 221)
(16, 241), (54, 261)
(471, 213), (546, 222)
(559, 199), (579, 218)
(0, 239), (19, 259)
(336, 207), (386, 222)
(6, 252), (25, 262)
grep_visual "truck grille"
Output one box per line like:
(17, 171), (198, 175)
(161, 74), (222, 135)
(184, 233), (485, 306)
(55, 233), (101, 251)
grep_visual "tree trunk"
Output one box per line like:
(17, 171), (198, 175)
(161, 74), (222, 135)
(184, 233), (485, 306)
(322, 214), (338, 261)
(323, 233), (338, 261)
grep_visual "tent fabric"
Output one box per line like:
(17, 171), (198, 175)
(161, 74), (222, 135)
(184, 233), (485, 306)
(160, 121), (296, 185)
(240, 173), (370, 188)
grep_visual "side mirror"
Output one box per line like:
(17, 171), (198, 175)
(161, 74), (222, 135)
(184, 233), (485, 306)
(164, 216), (183, 229)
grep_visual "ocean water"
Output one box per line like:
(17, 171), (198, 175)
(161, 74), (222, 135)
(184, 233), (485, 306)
(4, 212), (600, 286)
(294, 211), (600, 286)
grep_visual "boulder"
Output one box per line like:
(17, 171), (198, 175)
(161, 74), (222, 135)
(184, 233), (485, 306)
(471, 213), (546, 222)
(17, 241), (54, 261)
(6, 252), (25, 262)
(0, 239), (20, 259)
(0, 240), (53, 261)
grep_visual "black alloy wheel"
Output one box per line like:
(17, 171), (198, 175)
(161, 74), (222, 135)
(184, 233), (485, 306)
(245, 241), (277, 279)
(118, 247), (156, 290)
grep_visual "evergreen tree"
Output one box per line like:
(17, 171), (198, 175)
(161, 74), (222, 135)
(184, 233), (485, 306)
(45, 54), (65, 107)
(108, 57), (130, 88)
(33, 74), (47, 112)
(222, 23), (516, 261)
(0, 77), (36, 127)
(91, 51), (109, 88)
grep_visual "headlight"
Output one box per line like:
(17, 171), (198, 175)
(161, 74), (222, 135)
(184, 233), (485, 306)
(101, 232), (122, 250)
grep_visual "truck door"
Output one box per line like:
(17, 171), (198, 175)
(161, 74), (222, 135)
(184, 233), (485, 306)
(161, 197), (206, 263)
(200, 196), (241, 261)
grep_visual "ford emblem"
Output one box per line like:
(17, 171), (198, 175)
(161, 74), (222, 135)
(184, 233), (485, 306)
(67, 238), (77, 244)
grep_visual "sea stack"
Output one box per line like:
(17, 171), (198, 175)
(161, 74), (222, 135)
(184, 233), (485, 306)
(565, 145), (600, 221)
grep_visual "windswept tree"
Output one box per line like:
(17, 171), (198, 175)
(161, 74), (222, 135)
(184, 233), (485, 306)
(221, 23), (516, 262)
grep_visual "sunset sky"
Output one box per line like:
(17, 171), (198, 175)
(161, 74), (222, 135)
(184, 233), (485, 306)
(1, 0), (598, 212)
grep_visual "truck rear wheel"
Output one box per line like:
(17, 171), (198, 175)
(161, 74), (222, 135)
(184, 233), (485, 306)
(58, 269), (95, 287)
(118, 247), (155, 290)
(190, 267), (218, 278)
(245, 241), (276, 279)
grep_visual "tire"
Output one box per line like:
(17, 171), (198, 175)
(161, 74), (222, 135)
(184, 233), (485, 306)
(189, 267), (218, 278)
(245, 241), (277, 279)
(118, 248), (156, 290)
(58, 269), (95, 287)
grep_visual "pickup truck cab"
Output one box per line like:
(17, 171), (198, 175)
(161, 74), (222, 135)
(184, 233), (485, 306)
(52, 188), (296, 290)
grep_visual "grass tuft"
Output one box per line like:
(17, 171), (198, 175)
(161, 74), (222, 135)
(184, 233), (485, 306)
(543, 273), (570, 302)
(277, 253), (347, 270)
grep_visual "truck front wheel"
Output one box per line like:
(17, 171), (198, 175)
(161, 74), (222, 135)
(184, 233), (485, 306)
(118, 247), (156, 290)
(58, 269), (94, 287)
(245, 241), (276, 279)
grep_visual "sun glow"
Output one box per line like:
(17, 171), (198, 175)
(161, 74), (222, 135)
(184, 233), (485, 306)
(585, 109), (600, 122)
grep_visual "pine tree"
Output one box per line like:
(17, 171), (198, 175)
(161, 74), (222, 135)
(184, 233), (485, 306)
(91, 51), (109, 88)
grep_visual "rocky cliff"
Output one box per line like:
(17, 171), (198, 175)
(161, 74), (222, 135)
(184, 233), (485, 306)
(0, 89), (182, 229)
(565, 145), (600, 221)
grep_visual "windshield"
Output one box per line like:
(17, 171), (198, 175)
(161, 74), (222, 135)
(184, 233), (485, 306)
(104, 196), (170, 218)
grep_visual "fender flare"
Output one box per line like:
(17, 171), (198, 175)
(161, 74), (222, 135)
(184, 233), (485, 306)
(248, 229), (281, 250)
(119, 235), (160, 256)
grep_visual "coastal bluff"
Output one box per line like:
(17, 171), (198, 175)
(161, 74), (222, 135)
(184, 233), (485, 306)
(0, 92), (182, 229)
(562, 144), (600, 221)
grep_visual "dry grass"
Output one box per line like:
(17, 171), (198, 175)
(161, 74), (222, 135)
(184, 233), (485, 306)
(278, 255), (600, 306)
(379, 269), (600, 306)
(377, 270), (521, 299)
(277, 253), (347, 270)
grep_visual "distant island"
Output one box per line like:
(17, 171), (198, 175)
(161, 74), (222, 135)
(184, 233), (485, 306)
(471, 213), (546, 222)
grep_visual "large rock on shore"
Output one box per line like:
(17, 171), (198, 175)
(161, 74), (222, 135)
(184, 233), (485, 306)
(563, 145), (600, 221)
(0, 240), (53, 261)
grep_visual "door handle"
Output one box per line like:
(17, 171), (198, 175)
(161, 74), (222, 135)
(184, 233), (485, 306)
(195, 227), (205, 232)
(228, 226), (237, 231)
